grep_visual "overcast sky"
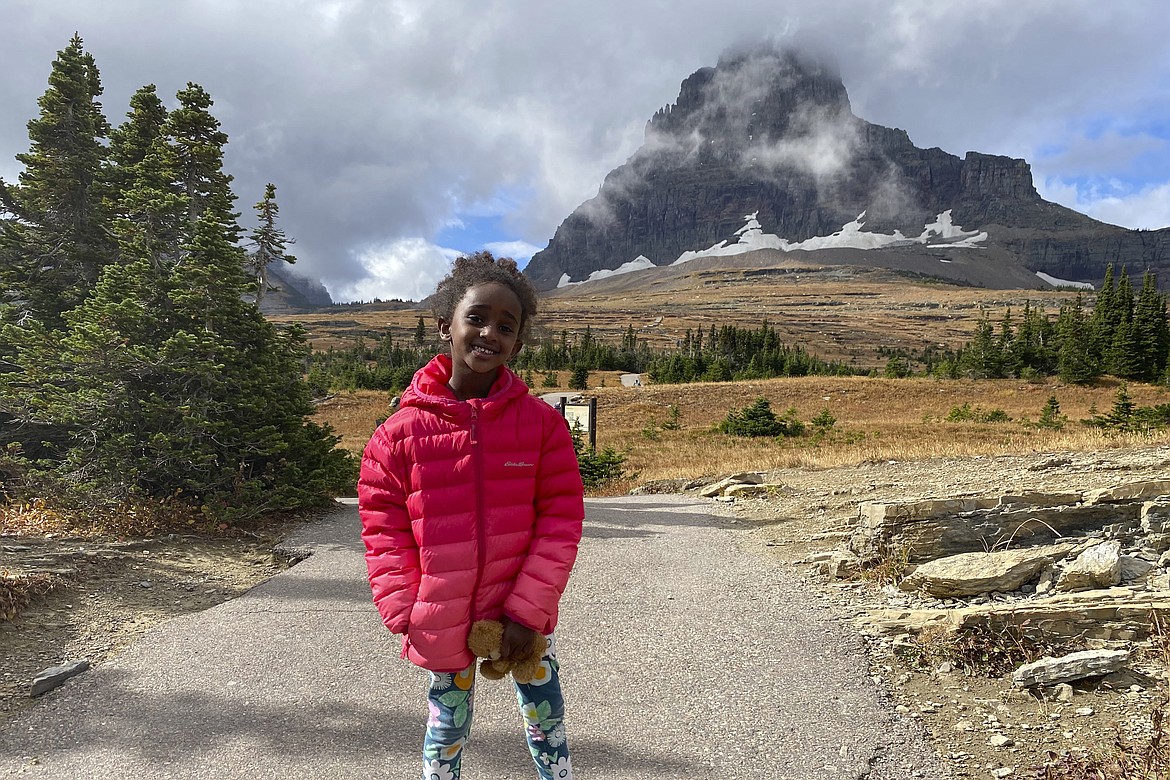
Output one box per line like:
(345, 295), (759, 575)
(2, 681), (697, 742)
(2, 1), (1168, 302)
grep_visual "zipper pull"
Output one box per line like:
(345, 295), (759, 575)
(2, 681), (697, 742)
(470, 405), (478, 444)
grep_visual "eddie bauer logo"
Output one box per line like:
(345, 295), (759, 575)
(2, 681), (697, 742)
(504, 461), (535, 467)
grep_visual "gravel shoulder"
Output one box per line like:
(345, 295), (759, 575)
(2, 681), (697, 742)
(725, 443), (1170, 778)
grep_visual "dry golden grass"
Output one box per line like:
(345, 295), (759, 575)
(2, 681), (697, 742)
(0, 570), (57, 622)
(314, 375), (1170, 486)
(275, 264), (1084, 366)
(291, 266), (1169, 486)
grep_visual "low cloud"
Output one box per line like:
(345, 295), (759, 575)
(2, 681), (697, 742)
(1, 1), (1168, 301)
(484, 240), (542, 265)
(1041, 178), (1170, 231)
(330, 238), (459, 303)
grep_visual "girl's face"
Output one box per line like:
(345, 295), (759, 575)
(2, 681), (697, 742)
(438, 282), (524, 399)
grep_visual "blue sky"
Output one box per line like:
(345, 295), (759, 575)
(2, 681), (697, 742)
(1, 1), (1168, 301)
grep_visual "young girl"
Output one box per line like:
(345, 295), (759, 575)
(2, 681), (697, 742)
(358, 251), (584, 780)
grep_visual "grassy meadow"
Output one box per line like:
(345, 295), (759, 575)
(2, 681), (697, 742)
(314, 372), (1170, 495)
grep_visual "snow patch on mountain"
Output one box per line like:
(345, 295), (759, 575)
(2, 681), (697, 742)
(557, 256), (657, 288)
(1035, 271), (1094, 290)
(672, 210), (986, 266)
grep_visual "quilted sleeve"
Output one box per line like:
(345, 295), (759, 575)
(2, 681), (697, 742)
(358, 422), (420, 634)
(503, 407), (585, 633)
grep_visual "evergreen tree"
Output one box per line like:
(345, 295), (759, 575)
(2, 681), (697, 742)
(3, 75), (352, 518)
(246, 183), (297, 305)
(1089, 264), (1118, 364)
(961, 310), (1004, 378)
(102, 84), (178, 269)
(0, 34), (112, 325)
(103, 85), (168, 219)
(1133, 271), (1169, 381)
(1056, 294), (1097, 384)
(1106, 268), (1139, 377)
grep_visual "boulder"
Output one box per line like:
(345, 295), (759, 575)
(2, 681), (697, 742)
(1142, 499), (1170, 533)
(819, 550), (862, 579)
(899, 542), (1078, 598)
(1119, 555), (1155, 584)
(1056, 541), (1122, 592)
(1011, 649), (1130, 688)
(699, 472), (764, 498)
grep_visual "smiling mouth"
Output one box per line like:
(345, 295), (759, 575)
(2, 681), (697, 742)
(471, 345), (499, 356)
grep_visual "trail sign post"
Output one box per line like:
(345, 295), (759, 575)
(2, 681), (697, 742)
(559, 397), (597, 450)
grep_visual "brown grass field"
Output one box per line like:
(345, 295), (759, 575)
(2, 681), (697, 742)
(314, 376), (1170, 494)
(290, 262), (1169, 493)
(273, 262), (1084, 364)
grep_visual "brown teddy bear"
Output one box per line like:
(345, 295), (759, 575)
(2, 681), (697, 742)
(466, 619), (548, 684)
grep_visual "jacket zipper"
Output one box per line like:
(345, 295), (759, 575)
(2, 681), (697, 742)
(469, 404), (486, 623)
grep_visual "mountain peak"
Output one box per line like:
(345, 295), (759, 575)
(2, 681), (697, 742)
(524, 49), (1170, 292)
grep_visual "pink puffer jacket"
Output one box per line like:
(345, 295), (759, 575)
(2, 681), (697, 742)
(358, 355), (584, 672)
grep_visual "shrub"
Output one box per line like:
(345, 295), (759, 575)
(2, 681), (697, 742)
(1036, 395), (1068, 431)
(946, 403), (1012, 423)
(719, 397), (804, 437)
(810, 408), (837, 430)
(570, 422), (627, 490)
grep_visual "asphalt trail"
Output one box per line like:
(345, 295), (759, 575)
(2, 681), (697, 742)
(0, 497), (947, 779)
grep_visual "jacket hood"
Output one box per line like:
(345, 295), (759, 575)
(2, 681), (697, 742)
(401, 354), (529, 418)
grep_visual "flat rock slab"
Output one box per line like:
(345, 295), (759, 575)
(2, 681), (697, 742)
(1084, 481), (1170, 505)
(30, 659), (90, 697)
(900, 542), (1078, 597)
(1012, 649), (1130, 688)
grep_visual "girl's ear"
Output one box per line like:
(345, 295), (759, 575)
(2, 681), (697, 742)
(437, 318), (452, 342)
(508, 341), (524, 360)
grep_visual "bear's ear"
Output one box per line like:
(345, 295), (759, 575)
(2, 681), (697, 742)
(467, 619), (504, 657)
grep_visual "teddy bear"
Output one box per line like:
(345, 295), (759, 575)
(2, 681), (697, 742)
(466, 619), (548, 684)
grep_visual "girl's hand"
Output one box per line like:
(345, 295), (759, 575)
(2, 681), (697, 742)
(500, 616), (539, 663)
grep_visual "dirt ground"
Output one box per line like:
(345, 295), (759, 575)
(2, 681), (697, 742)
(724, 442), (1170, 778)
(0, 532), (289, 724)
(3, 445), (1170, 777)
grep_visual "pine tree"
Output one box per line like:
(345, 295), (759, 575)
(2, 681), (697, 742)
(1056, 294), (1097, 384)
(961, 310), (1004, 378)
(1089, 264), (1118, 364)
(246, 183), (297, 305)
(0, 34), (112, 325)
(1133, 271), (1168, 381)
(4, 77), (352, 518)
(103, 85), (168, 219)
(101, 84), (180, 270)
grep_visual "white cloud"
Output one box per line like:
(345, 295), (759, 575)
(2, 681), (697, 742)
(484, 240), (542, 264)
(1039, 178), (1170, 230)
(329, 238), (458, 303)
(2, 0), (1169, 300)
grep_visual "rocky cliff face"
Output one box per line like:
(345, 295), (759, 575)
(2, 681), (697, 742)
(258, 264), (334, 314)
(524, 48), (1170, 290)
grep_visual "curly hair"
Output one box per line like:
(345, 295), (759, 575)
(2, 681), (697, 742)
(430, 250), (539, 340)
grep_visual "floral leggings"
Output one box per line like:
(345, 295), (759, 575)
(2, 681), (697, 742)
(421, 634), (572, 780)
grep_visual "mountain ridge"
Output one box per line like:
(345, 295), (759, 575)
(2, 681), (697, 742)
(524, 47), (1170, 291)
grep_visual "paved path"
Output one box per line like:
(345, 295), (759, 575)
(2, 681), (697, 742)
(0, 497), (947, 779)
